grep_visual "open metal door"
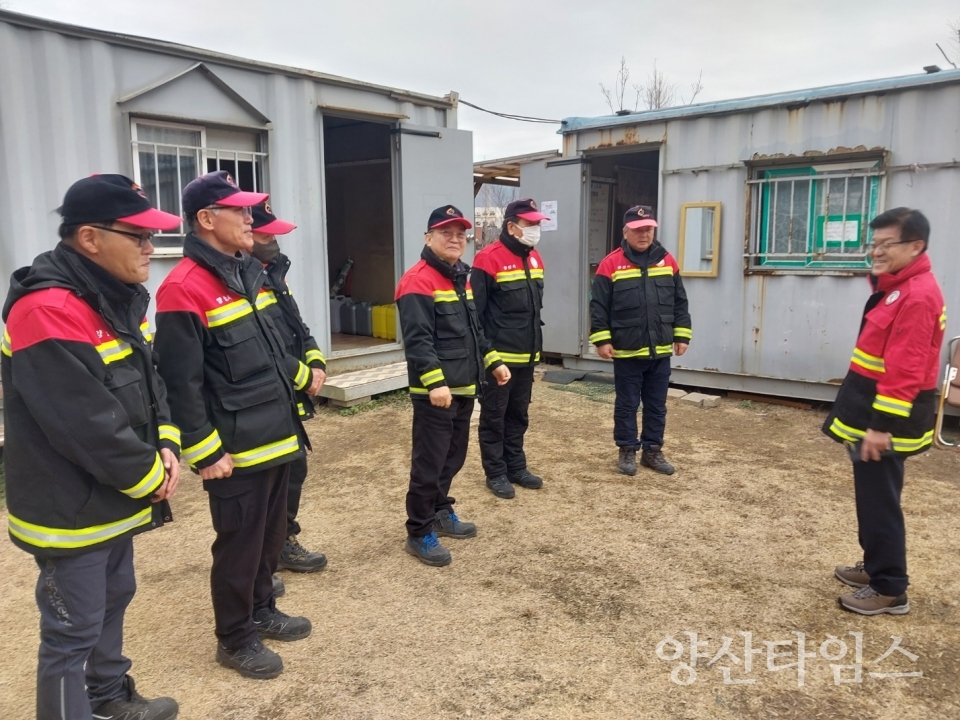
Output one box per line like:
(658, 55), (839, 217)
(519, 157), (586, 356)
(397, 124), (474, 271)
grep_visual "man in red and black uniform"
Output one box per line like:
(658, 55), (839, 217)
(3, 175), (181, 720)
(397, 205), (511, 566)
(826, 208), (945, 616)
(154, 172), (322, 679)
(250, 202), (328, 576)
(471, 198), (549, 499)
(590, 205), (692, 477)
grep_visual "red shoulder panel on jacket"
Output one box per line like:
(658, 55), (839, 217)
(471, 244), (499, 275)
(6, 289), (96, 350)
(156, 258), (219, 323)
(662, 253), (680, 272)
(596, 248), (625, 278)
(396, 260), (441, 300)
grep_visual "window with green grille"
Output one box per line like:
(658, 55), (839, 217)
(749, 163), (882, 270)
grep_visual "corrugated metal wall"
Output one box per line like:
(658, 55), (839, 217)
(0, 17), (453, 356)
(561, 84), (960, 397)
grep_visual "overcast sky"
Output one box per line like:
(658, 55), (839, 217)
(6, 0), (959, 160)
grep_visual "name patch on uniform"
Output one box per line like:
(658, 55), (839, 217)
(886, 290), (900, 305)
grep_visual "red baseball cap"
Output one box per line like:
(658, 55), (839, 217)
(427, 205), (473, 230)
(58, 174), (182, 231)
(505, 198), (550, 223)
(624, 205), (658, 229)
(182, 170), (268, 215)
(251, 202), (296, 235)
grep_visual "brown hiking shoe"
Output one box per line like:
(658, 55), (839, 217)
(640, 446), (675, 475)
(617, 448), (637, 476)
(838, 586), (909, 616)
(835, 561), (870, 588)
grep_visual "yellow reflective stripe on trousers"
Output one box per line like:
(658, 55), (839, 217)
(96, 339), (133, 365)
(305, 349), (325, 365)
(589, 330), (612, 344)
(673, 327), (692, 340)
(851, 348), (885, 373)
(206, 298), (254, 328)
(872, 394), (912, 418)
(8, 507), (154, 550)
(139, 320), (153, 343)
(420, 368), (445, 386)
(1, 329), (11, 357)
(611, 269), (643, 282)
(294, 362), (311, 391)
(182, 430), (222, 465)
(232, 435), (300, 468)
(123, 453), (165, 499)
(255, 290), (278, 311)
(483, 350), (502, 368)
(158, 424), (181, 448)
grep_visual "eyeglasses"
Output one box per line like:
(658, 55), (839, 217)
(205, 205), (252, 217)
(89, 225), (155, 247)
(864, 240), (915, 255)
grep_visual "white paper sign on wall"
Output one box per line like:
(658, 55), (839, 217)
(541, 200), (558, 232)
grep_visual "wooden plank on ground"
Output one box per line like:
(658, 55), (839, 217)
(728, 391), (812, 410)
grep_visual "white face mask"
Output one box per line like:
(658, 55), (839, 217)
(517, 224), (541, 247)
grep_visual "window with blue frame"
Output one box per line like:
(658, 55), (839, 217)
(749, 163), (882, 270)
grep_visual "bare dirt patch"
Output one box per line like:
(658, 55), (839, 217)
(2, 377), (960, 719)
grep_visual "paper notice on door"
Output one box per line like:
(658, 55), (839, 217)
(540, 201), (558, 232)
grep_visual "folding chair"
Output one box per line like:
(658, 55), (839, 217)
(935, 336), (960, 450)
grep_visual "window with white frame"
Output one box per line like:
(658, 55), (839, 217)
(746, 161), (883, 270)
(131, 120), (267, 249)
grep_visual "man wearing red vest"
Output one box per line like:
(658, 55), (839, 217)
(826, 208), (945, 616)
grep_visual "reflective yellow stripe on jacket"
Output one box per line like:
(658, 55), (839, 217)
(255, 290), (278, 311)
(96, 338), (133, 365)
(497, 351), (540, 365)
(612, 345), (673, 359)
(828, 418), (933, 453)
(123, 453), (165, 499)
(231, 435), (300, 469)
(182, 430), (223, 465)
(206, 298), (253, 328)
(305, 349), (325, 365)
(851, 348), (885, 373)
(8, 507), (153, 550)
(1, 329), (11, 357)
(158, 425), (181, 449)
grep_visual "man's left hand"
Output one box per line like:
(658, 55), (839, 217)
(674, 343), (689, 357)
(307, 368), (326, 395)
(154, 448), (180, 501)
(492, 365), (511, 386)
(860, 429), (892, 462)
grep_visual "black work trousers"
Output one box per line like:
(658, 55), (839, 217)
(286, 454), (308, 537)
(206, 462), (290, 650)
(852, 453), (909, 596)
(34, 538), (136, 720)
(613, 356), (671, 450)
(478, 364), (534, 478)
(406, 396), (474, 538)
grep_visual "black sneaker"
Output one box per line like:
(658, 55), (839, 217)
(486, 474), (515, 499)
(92, 677), (178, 720)
(435, 508), (477, 539)
(404, 531), (452, 566)
(272, 574), (285, 598)
(640, 446), (675, 475)
(508, 468), (543, 489)
(278, 535), (328, 573)
(253, 607), (312, 641)
(216, 639), (284, 680)
(617, 448), (637, 476)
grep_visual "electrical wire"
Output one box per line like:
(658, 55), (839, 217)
(459, 99), (561, 124)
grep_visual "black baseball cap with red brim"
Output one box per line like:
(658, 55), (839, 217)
(251, 202), (296, 235)
(427, 205), (473, 230)
(58, 174), (182, 231)
(624, 205), (658, 229)
(181, 170), (268, 216)
(505, 198), (550, 222)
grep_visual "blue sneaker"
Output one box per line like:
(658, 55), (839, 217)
(434, 509), (477, 539)
(404, 531), (452, 566)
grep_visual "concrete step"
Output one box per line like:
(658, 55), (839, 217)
(319, 361), (408, 408)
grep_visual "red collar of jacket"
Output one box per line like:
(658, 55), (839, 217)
(873, 253), (931, 293)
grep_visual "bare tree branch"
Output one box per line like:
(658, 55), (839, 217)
(937, 43), (957, 69)
(682, 70), (705, 105)
(599, 83), (615, 113)
(599, 57), (632, 112)
(639, 59), (677, 110)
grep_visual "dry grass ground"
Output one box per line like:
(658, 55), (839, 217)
(2, 376), (960, 719)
